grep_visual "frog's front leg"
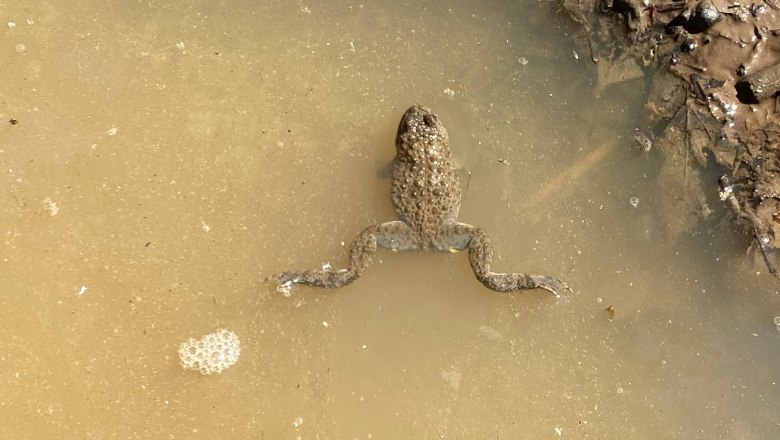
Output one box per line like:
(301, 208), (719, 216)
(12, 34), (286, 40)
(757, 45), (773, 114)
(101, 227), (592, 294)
(442, 223), (568, 296)
(268, 221), (417, 292)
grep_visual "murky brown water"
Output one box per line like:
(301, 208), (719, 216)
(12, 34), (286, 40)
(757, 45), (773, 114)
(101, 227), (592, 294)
(2, 1), (779, 439)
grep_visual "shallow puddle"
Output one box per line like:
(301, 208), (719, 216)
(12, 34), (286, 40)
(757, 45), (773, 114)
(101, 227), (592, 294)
(1, 1), (779, 439)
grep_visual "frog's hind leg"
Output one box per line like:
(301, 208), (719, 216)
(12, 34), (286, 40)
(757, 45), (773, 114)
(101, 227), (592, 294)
(453, 223), (568, 296)
(268, 221), (417, 291)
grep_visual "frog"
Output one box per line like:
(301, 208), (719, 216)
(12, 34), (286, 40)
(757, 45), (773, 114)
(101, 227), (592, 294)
(268, 105), (568, 296)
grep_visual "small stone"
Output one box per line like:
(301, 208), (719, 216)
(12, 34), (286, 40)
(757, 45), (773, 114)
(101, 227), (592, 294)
(681, 39), (697, 53)
(7, 21), (16, 29)
(634, 134), (652, 151)
(15, 43), (26, 53)
(719, 185), (733, 201)
(629, 197), (639, 208)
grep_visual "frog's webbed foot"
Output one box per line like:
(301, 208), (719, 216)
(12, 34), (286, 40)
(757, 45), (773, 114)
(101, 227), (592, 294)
(266, 266), (355, 295)
(541, 277), (571, 296)
(472, 270), (569, 297)
(453, 223), (568, 296)
(266, 225), (379, 292)
(267, 221), (417, 293)
(494, 274), (570, 297)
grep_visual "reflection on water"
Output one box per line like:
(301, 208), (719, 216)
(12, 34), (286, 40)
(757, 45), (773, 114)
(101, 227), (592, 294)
(1, 1), (778, 438)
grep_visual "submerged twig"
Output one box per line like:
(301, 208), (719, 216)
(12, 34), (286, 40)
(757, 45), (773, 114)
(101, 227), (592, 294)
(751, 224), (779, 277)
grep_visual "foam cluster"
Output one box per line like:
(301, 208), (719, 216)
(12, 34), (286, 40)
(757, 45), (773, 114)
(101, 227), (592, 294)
(178, 329), (241, 375)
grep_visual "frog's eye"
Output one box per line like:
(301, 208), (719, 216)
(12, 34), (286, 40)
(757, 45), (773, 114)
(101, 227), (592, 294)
(423, 114), (436, 127)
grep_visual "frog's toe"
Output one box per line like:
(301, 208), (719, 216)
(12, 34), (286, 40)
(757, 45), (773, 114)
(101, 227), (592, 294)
(276, 279), (294, 296)
(539, 279), (569, 297)
(266, 272), (301, 296)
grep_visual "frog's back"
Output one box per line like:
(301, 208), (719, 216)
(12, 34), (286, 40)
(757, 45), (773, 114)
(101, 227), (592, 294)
(391, 106), (461, 238)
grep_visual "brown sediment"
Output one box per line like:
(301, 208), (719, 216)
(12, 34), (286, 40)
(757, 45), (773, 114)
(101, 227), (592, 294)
(562, 0), (780, 276)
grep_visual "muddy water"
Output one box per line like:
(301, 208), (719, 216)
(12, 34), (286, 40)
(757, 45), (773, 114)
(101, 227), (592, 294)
(1, 1), (779, 439)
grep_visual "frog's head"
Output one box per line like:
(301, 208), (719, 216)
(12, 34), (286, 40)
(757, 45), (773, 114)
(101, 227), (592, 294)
(395, 105), (449, 159)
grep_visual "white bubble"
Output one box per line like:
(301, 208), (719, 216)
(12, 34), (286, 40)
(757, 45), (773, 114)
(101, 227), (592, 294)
(43, 197), (59, 216)
(178, 329), (240, 375)
(629, 197), (639, 208)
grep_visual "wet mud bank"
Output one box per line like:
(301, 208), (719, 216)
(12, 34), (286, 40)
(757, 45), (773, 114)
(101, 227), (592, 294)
(563, 0), (780, 275)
